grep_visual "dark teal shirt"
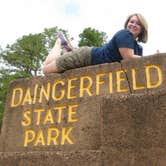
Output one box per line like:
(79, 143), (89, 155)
(91, 29), (143, 65)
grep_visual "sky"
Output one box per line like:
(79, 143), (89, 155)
(0, 0), (166, 55)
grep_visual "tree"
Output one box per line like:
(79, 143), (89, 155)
(1, 33), (47, 77)
(0, 69), (20, 128)
(78, 27), (107, 47)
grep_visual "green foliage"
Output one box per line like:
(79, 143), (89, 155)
(0, 69), (21, 128)
(1, 34), (47, 76)
(78, 27), (107, 47)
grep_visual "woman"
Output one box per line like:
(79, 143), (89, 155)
(42, 13), (148, 74)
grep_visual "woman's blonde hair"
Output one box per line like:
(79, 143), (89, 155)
(124, 13), (148, 43)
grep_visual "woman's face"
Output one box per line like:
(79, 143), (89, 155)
(126, 15), (142, 38)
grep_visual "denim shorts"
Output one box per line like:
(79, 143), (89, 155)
(56, 46), (92, 72)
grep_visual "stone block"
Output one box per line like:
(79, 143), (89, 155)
(1, 54), (166, 165)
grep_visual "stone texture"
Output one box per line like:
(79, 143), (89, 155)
(0, 97), (102, 152)
(1, 54), (166, 165)
(100, 91), (166, 165)
(0, 151), (102, 166)
(101, 92), (166, 149)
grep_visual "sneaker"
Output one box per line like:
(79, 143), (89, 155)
(57, 31), (72, 52)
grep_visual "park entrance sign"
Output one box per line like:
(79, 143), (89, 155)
(1, 54), (166, 165)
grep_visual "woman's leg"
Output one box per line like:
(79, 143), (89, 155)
(42, 60), (59, 74)
(55, 46), (92, 73)
(42, 39), (61, 74)
(43, 38), (61, 65)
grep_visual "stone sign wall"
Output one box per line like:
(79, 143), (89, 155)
(0, 54), (166, 165)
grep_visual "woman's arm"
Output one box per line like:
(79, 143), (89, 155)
(119, 47), (141, 59)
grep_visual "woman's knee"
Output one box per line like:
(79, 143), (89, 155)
(42, 65), (48, 75)
(42, 62), (58, 74)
